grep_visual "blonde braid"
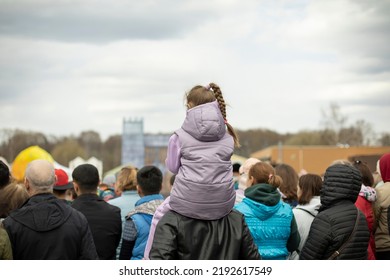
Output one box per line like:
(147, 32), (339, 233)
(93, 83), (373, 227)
(209, 82), (240, 147)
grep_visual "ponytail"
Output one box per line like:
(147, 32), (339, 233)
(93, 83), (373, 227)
(208, 83), (240, 147)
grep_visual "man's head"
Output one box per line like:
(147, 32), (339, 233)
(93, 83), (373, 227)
(72, 164), (100, 195)
(53, 169), (74, 199)
(24, 159), (56, 196)
(136, 165), (162, 196)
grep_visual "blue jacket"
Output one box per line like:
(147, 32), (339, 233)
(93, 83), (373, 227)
(128, 194), (164, 260)
(235, 184), (293, 260)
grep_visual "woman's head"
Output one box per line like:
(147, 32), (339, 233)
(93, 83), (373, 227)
(0, 182), (29, 218)
(275, 163), (298, 202)
(185, 83), (240, 147)
(115, 166), (138, 195)
(247, 162), (282, 188)
(297, 174), (322, 205)
(352, 160), (374, 187)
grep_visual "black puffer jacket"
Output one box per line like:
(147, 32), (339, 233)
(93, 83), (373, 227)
(4, 193), (98, 260)
(300, 164), (370, 260)
(150, 209), (260, 260)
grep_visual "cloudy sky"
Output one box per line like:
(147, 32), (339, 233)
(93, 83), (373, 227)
(0, 0), (389, 141)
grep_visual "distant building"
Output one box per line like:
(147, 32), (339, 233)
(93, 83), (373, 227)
(122, 118), (145, 168)
(121, 117), (171, 171)
(251, 145), (390, 175)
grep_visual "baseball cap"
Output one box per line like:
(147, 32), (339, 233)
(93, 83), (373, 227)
(54, 169), (73, 191)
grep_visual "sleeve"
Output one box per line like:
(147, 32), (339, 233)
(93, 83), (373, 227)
(286, 214), (301, 253)
(0, 228), (13, 260)
(239, 215), (261, 260)
(299, 214), (331, 260)
(119, 218), (138, 260)
(149, 212), (178, 260)
(165, 134), (181, 174)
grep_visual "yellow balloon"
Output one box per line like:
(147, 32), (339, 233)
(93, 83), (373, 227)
(12, 146), (54, 181)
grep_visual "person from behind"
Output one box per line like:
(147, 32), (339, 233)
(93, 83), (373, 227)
(108, 166), (139, 259)
(0, 182), (29, 260)
(0, 160), (12, 190)
(72, 164), (122, 260)
(234, 162), (300, 260)
(232, 163), (241, 190)
(98, 174), (116, 202)
(289, 174), (322, 260)
(0, 182), (29, 219)
(3, 159), (98, 259)
(52, 169), (74, 205)
(108, 167), (139, 223)
(235, 158), (261, 205)
(166, 83), (239, 221)
(143, 174), (176, 259)
(374, 153), (390, 259)
(300, 164), (370, 260)
(275, 163), (299, 208)
(352, 160), (377, 260)
(149, 208), (260, 259)
(119, 165), (164, 260)
(0, 221), (12, 260)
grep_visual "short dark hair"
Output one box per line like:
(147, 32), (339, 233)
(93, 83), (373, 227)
(137, 166), (162, 195)
(0, 160), (11, 189)
(72, 164), (100, 192)
(298, 174), (322, 205)
(232, 163), (241, 173)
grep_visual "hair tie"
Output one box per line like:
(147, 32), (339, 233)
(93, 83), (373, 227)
(205, 84), (210, 90)
(224, 119), (228, 124)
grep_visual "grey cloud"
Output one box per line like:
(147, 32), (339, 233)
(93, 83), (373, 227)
(337, 0), (390, 73)
(0, 1), (216, 43)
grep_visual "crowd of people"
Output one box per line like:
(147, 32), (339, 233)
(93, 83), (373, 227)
(0, 83), (390, 260)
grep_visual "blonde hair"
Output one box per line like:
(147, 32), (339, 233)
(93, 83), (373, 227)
(116, 167), (137, 192)
(248, 162), (283, 188)
(185, 83), (240, 147)
(0, 182), (29, 218)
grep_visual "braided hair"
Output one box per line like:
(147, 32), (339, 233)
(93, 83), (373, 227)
(186, 83), (240, 147)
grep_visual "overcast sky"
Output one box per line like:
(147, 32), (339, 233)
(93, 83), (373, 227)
(0, 0), (389, 141)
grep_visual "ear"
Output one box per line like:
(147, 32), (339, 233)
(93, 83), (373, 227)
(247, 175), (255, 187)
(73, 182), (81, 196)
(24, 178), (31, 193)
(136, 185), (143, 196)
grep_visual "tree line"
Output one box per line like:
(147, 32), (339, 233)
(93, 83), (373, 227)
(1, 103), (389, 173)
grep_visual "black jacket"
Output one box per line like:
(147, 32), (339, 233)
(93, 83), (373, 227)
(300, 164), (370, 260)
(72, 193), (122, 260)
(3, 193), (98, 260)
(150, 209), (261, 260)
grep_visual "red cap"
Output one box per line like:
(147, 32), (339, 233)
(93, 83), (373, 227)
(54, 169), (73, 190)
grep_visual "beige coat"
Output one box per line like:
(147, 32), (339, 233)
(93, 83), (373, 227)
(374, 182), (390, 252)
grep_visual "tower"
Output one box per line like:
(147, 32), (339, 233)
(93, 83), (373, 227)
(121, 118), (145, 168)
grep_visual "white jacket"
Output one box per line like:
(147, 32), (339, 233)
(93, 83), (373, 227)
(289, 196), (321, 260)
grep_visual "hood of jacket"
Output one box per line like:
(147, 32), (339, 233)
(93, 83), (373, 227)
(181, 100), (226, 142)
(8, 193), (72, 232)
(320, 164), (361, 211)
(379, 153), (390, 183)
(242, 183), (282, 220)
